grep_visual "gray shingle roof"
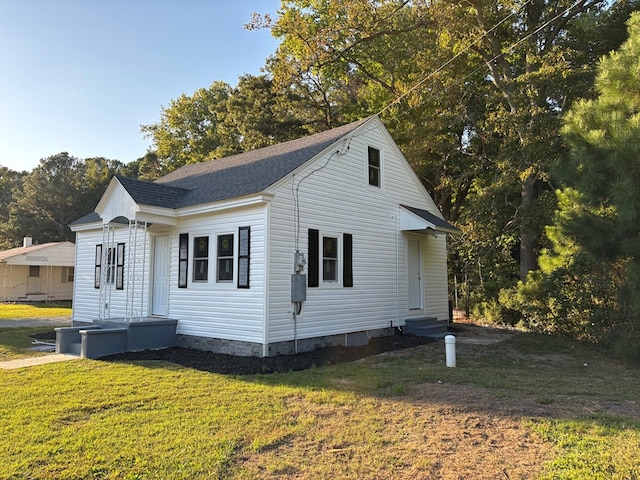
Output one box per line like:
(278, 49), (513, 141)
(115, 175), (191, 209)
(151, 117), (371, 208)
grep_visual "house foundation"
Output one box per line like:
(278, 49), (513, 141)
(177, 327), (394, 357)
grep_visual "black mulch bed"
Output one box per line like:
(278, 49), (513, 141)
(30, 331), (57, 342)
(100, 333), (438, 375)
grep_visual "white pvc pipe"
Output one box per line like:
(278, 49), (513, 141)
(445, 334), (456, 368)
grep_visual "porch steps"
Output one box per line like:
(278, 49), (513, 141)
(405, 316), (449, 340)
(56, 318), (178, 359)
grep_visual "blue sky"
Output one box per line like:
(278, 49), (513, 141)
(0, 1), (281, 172)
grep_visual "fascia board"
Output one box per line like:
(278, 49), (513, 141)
(176, 193), (273, 217)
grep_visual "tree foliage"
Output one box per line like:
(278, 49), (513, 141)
(259, 0), (638, 308)
(509, 12), (640, 356)
(141, 75), (311, 173)
(0, 154), (122, 246)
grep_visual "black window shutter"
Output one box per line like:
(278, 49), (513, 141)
(94, 244), (102, 289)
(237, 226), (250, 288)
(178, 233), (188, 288)
(308, 229), (319, 287)
(116, 243), (125, 290)
(343, 233), (353, 287)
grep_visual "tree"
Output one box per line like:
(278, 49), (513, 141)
(0, 154), (121, 245)
(0, 167), (26, 248)
(141, 75), (313, 172)
(122, 151), (165, 181)
(258, 0), (639, 308)
(548, 11), (640, 352)
(141, 81), (231, 172)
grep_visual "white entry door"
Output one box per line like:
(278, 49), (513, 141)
(408, 239), (423, 309)
(151, 236), (170, 316)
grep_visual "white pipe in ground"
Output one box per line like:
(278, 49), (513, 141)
(445, 334), (456, 368)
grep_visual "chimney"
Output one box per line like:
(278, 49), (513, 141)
(23, 237), (33, 248)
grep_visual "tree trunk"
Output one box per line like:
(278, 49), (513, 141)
(520, 174), (537, 281)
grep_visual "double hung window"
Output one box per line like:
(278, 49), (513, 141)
(94, 243), (125, 289)
(308, 229), (353, 288)
(368, 146), (381, 187)
(217, 234), (234, 282)
(193, 236), (209, 282)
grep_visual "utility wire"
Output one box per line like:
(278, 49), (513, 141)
(375, 0), (587, 117)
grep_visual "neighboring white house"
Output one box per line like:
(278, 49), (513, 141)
(0, 238), (76, 302)
(69, 116), (458, 356)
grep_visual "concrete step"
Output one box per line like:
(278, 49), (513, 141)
(405, 316), (449, 339)
(68, 342), (82, 356)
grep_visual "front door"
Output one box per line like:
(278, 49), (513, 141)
(408, 239), (422, 309)
(26, 265), (41, 295)
(151, 236), (170, 316)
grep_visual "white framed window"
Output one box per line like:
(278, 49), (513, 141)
(308, 229), (353, 288)
(216, 233), (234, 283)
(94, 243), (124, 289)
(322, 235), (339, 283)
(193, 236), (209, 282)
(368, 146), (381, 187)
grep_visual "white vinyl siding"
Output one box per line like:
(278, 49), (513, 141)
(265, 120), (449, 343)
(73, 227), (149, 323)
(168, 207), (266, 344)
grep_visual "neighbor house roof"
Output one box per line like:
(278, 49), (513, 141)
(0, 243), (56, 262)
(118, 118), (372, 210)
(0, 242), (75, 265)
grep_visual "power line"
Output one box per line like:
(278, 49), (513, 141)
(376, 0), (586, 117)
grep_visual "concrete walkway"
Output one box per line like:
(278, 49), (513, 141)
(0, 354), (79, 370)
(0, 316), (78, 370)
(0, 316), (71, 328)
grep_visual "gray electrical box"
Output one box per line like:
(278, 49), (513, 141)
(291, 274), (307, 302)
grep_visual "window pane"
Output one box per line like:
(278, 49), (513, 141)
(323, 237), (337, 259)
(217, 258), (233, 281)
(194, 259), (208, 281)
(323, 259), (337, 282)
(218, 234), (233, 257)
(194, 237), (209, 258)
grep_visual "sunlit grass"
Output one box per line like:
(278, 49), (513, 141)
(0, 302), (71, 319)
(1, 330), (639, 479)
(530, 416), (640, 479)
(0, 327), (53, 360)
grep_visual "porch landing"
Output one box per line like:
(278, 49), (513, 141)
(55, 318), (178, 359)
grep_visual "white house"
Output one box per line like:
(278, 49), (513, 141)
(0, 238), (75, 302)
(68, 116), (458, 357)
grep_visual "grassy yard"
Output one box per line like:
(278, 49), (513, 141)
(0, 301), (72, 319)
(1, 327), (639, 479)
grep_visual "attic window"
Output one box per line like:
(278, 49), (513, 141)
(368, 146), (381, 187)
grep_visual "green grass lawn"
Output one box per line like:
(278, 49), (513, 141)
(1, 329), (639, 479)
(0, 301), (72, 319)
(0, 327), (55, 360)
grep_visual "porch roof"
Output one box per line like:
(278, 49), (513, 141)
(399, 205), (460, 234)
